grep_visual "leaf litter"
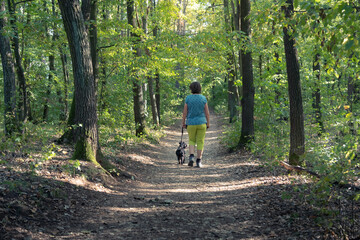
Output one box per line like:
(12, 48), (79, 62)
(0, 114), (359, 239)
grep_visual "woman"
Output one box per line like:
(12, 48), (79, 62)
(182, 82), (210, 168)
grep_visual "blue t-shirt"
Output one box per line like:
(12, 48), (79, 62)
(185, 94), (207, 125)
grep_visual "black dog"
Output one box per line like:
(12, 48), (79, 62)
(176, 141), (187, 164)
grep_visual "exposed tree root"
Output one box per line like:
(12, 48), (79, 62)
(279, 161), (360, 191)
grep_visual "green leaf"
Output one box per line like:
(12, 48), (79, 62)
(345, 40), (354, 50)
(294, 0), (299, 9)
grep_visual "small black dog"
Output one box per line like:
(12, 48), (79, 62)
(176, 141), (187, 164)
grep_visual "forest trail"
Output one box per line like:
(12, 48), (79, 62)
(2, 113), (325, 240)
(63, 113), (321, 240)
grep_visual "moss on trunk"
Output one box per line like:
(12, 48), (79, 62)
(73, 138), (98, 165)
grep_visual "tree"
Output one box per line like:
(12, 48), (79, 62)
(239, 0), (255, 147)
(0, 0), (18, 135)
(58, 0), (101, 163)
(7, 0), (28, 123)
(282, 0), (305, 165)
(127, 0), (147, 137)
(223, 0), (240, 123)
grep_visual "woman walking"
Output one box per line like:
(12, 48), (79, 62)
(182, 82), (210, 168)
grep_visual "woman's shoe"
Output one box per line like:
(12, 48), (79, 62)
(188, 155), (194, 167)
(195, 159), (202, 168)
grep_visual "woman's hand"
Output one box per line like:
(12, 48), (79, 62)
(206, 123), (210, 129)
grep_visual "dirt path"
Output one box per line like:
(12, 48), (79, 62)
(55, 113), (322, 240)
(3, 113), (327, 240)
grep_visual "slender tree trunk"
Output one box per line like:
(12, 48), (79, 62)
(0, 0), (18, 135)
(282, 0), (305, 165)
(224, 0), (240, 123)
(7, 0), (27, 123)
(98, 9), (108, 115)
(227, 56), (240, 123)
(155, 71), (161, 123)
(43, 1), (54, 122)
(239, 0), (255, 147)
(148, 76), (159, 127)
(59, 47), (69, 121)
(58, 0), (100, 163)
(43, 54), (54, 122)
(312, 52), (324, 134)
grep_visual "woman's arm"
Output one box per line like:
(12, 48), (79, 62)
(182, 103), (188, 128)
(204, 103), (210, 128)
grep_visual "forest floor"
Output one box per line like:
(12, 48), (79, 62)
(1, 113), (358, 239)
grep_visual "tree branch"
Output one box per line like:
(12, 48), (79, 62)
(15, 0), (33, 6)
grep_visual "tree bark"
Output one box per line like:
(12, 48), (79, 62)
(239, 0), (255, 147)
(82, 0), (98, 99)
(155, 71), (161, 123)
(227, 56), (240, 123)
(312, 52), (324, 134)
(148, 76), (159, 127)
(127, 0), (147, 136)
(282, 0), (305, 165)
(224, 0), (240, 123)
(58, 0), (100, 163)
(7, 0), (27, 123)
(59, 47), (69, 121)
(0, 0), (18, 135)
(43, 1), (55, 122)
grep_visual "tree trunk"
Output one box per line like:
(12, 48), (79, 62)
(0, 0), (18, 135)
(7, 0), (27, 123)
(282, 0), (305, 165)
(148, 76), (159, 127)
(82, 0), (98, 99)
(58, 0), (100, 163)
(155, 71), (161, 123)
(43, 54), (54, 122)
(59, 47), (69, 121)
(224, 0), (240, 123)
(98, 9), (109, 115)
(43, 1), (55, 122)
(227, 56), (240, 123)
(127, 0), (147, 136)
(312, 52), (324, 134)
(239, 0), (255, 147)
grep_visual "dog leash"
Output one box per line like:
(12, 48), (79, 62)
(180, 127), (184, 143)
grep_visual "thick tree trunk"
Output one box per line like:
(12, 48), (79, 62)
(82, 0), (98, 98)
(0, 0), (18, 135)
(7, 0), (27, 123)
(239, 0), (255, 147)
(58, 0), (99, 163)
(282, 0), (305, 165)
(127, 0), (147, 136)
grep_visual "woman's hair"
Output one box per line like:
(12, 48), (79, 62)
(189, 82), (201, 94)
